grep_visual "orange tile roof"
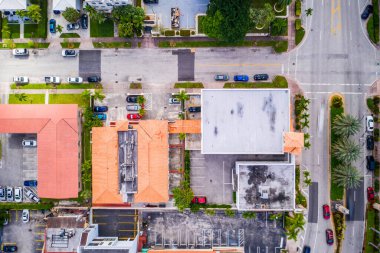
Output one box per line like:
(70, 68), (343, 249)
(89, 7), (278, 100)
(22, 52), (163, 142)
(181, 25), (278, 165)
(168, 120), (201, 134)
(0, 105), (79, 199)
(283, 132), (304, 155)
(92, 120), (169, 205)
(148, 248), (244, 253)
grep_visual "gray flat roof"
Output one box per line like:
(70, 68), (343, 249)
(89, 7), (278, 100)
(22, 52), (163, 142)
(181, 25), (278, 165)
(201, 89), (290, 154)
(236, 162), (295, 211)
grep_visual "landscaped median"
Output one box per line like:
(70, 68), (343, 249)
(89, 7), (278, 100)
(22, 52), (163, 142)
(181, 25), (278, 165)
(0, 202), (54, 210)
(61, 42), (80, 48)
(9, 94), (45, 104)
(11, 83), (102, 89)
(93, 42), (131, 48)
(174, 82), (204, 88)
(364, 204), (380, 253)
(367, 0), (379, 44)
(0, 41), (49, 49)
(224, 75), (288, 88)
(158, 40), (288, 53)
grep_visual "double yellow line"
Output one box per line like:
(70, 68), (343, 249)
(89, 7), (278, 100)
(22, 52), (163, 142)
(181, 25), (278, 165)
(331, 0), (342, 34)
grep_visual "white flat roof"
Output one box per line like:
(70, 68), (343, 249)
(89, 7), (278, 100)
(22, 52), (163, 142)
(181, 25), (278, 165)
(201, 89), (290, 154)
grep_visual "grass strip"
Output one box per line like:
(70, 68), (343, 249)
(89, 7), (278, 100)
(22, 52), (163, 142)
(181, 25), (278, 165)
(60, 33), (80, 38)
(11, 83), (102, 89)
(93, 42), (131, 48)
(174, 82), (204, 88)
(8, 94), (45, 104)
(60, 42), (80, 48)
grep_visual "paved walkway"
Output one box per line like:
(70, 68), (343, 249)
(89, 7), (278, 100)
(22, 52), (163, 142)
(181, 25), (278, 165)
(10, 88), (91, 94)
(288, 0), (296, 50)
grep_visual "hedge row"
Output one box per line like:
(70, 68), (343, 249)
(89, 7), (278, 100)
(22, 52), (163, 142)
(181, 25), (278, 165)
(295, 0), (301, 16)
(0, 202), (54, 210)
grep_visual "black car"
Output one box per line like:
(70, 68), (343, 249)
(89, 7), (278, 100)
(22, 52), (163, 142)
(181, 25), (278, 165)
(302, 246), (311, 253)
(253, 74), (269, 81)
(87, 76), (101, 82)
(67, 22), (80, 30)
(367, 135), (374, 150)
(53, 10), (61, 14)
(3, 245), (17, 252)
(94, 106), (108, 112)
(367, 155), (376, 171)
(81, 14), (88, 29)
(188, 106), (201, 113)
(126, 95), (140, 103)
(361, 5), (373, 20)
(143, 0), (158, 3)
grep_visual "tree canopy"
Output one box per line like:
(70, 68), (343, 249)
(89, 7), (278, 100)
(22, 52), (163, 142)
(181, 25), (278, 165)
(62, 7), (81, 23)
(202, 0), (251, 42)
(111, 5), (145, 38)
(16, 5), (42, 23)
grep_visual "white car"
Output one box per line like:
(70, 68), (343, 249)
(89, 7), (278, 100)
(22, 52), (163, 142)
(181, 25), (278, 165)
(14, 187), (22, 202)
(12, 48), (29, 56)
(62, 49), (77, 57)
(67, 77), (83, 84)
(22, 209), (29, 223)
(22, 140), (37, 147)
(25, 189), (40, 202)
(169, 98), (180, 104)
(13, 76), (29, 84)
(366, 115), (374, 132)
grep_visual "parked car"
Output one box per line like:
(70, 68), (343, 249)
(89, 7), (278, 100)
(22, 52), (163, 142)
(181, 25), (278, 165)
(67, 22), (79, 30)
(325, 229), (334, 245)
(94, 113), (107, 120)
(44, 76), (60, 84)
(127, 104), (141, 111)
(188, 106), (201, 113)
(6, 187), (13, 201)
(24, 180), (37, 187)
(2, 245), (17, 252)
(169, 98), (181, 104)
(322, 204), (330, 219)
(191, 196), (207, 204)
(361, 5), (373, 20)
(53, 10), (61, 14)
(0, 187), (5, 201)
(13, 76), (29, 84)
(12, 48), (28, 56)
(81, 14), (88, 29)
(24, 189), (39, 202)
(367, 155), (376, 171)
(302, 246), (311, 253)
(93, 106), (108, 112)
(14, 187), (22, 202)
(22, 140), (37, 147)
(22, 209), (29, 223)
(62, 50), (77, 57)
(67, 77), (83, 84)
(253, 74), (269, 81)
(143, 0), (158, 3)
(367, 187), (375, 202)
(367, 135), (374, 150)
(3, 211), (9, 225)
(126, 95), (140, 103)
(87, 76), (101, 82)
(366, 115), (374, 131)
(127, 113), (142, 120)
(214, 74), (229, 81)
(49, 19), (56, 33)
(233, 75), (249, 82)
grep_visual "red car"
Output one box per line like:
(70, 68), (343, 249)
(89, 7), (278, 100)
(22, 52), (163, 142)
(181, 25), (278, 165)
(191, 196), (207, 204)
(325, 229), (334, 245)
(127, 113), (141, 120)
(367, 187), (375, 202)
(322, 204), (331, 220)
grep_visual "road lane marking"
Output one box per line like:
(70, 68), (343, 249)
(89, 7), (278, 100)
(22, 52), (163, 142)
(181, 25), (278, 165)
(196, 63), (282, 67)
(354, 191), (356, 202)
(301, 83), (372, 86)
(331, 0), (342, 34)
(320, 31), (322, 41)
(281, 64), (284, 74)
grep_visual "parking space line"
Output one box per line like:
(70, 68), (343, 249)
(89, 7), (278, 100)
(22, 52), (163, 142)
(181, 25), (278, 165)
(119, 229), (137, 232)
(119, 221), (136, 224)
(96, 222), (107, 225)
(36, 232), (44, 235)
(119, 237), (134, 240)
(190, 185), (205, 188)
(118, 214), (137, 217)
(35, 224), (46, 227)
(93, 215), (108, 217)
(35, 240), (44, 242)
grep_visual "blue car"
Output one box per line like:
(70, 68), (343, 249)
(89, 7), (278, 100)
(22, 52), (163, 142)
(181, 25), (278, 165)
(24, 180), (37, 187)
(94, 113), (107, 120)
(94, 106), (108, 112)
(233, 75), (249, 82)
(49, 19), (56, 33)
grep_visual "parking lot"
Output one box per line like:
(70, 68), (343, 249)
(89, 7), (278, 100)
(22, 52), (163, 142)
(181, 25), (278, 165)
(0, 133), (38, 202)
(190, 151), (289, 204)
(79, 50), (101, 79)
(2, 209), (46, 253)
(144, 0), (208, 29)
(142, 211), (285, 252)
(92, 209), (138, 240)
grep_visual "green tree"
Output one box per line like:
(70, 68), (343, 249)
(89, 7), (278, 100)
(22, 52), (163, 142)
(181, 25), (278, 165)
(16, 10), (28, 18)
(177, 90), (190, 102)
(1, 23), (10, 38)
(15, 93), (28, 102)
(271, 18), (287, 35)
(243, 211), (257, 219)
(306, 8), (313, 16)
(81, 89), (92, 102)
(84, 4), (107, 24)
(93, 90), (105, 102)
(80, 189), (92, 199)
(202, 0), (251, 42)
(172, 181), (194, 212)
(276, 0), (291, 8)
(179, 133), (186, 141)
(332, 138), (361, 164)
(62, 7), (81, 23)
(83, 107), (103, 129)
(137, 95), (146, 105)
(224, 208), (235, 217)
(285, 229), (298, 240)
(26, 5), (42, 23)
(269, 212), (283, 221)
(332, 114), (361, 138)
(56, 24), (63, 34)
(250, 3), (275, 28)
(333, 165), (362, 189)
(111, 5), (145, 37)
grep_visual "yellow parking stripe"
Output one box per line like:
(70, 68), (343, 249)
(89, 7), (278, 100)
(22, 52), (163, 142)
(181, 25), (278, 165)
(35, 240), (44, 242)
(36, 232), (44, 235)
(118, 237), (134, 240)
(118, 222), (135, 224)
(118, 214), (137, 217)
(118, 229), (137, 232)
(35, 224), (46, 227)
(93, 215), (108, 217)
(15, 210), (18, 221)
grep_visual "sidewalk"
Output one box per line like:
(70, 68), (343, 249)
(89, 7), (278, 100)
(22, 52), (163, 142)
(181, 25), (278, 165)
(288, 0), (296, 50)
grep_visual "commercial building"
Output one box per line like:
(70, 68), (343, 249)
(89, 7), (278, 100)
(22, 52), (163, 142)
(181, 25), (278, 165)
(53, 0), (80, 12)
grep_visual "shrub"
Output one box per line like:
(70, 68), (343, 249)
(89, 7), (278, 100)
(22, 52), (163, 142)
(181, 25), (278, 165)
(62, 7), (80, 23)
(180, 29), (191, 36)
(295, 0), (301, 16)
(130, 83), (142, 89)
(243, 211), (257, 219)
(0, 202), (54, 210)
(333, 212), (345, 251)
(205, 209), (216, 216)
(375, 128), (380, 141)
(295, 27), (305, 45)
(190, 203), (200, 213)
(295, 19), (301, 30)
(272, 75), (288, 87)
(374, 96), (380, 105)
(176, 31), (180, 35)
(367, 97), (379, 113)
(332, 96), (343, 108)
(375, 179), (379, 192)
(164, 30), (175, 36)
(191, 30), (195, 35)
(224, 208), (235, 217)
(373, 0), (380, 43)
(232, 192), (236, 203)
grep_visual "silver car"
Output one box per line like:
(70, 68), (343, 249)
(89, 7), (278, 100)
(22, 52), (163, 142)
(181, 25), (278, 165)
(13, 76), (29, 84)
(126, 104), (141, 111)
(25, 189), (39, 202)
(12, 48), (29, 56)
(6, 187), (13, 201)
(14, 187), (22, 202)
(0, 187), (6, 201)
(67, 77), (83, 84)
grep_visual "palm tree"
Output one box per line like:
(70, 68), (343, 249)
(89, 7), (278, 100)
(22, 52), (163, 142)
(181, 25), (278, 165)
(137, 95), (146, 105)
(179, 133), (186, 141)
(81, 89), (91, 102)
(300, 118), (310, 129)
(332, 114), (361, 137)
(271, 18), (287, 35)
(285, 229), (298, 241)
(332, 138), (361, 164)
(287, 213), (305, 230)
(93, 90), (105, 102)
(15, 93), (28, 102)
(333, 165), (362, 189)
(177, 90), (189, 112)
(306, 8), (313, 16)
(56, 24), (63, 34)
(84, 3), (106, 24)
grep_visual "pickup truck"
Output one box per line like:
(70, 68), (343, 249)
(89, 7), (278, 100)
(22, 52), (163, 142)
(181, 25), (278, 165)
(44, 76), (60, 84)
